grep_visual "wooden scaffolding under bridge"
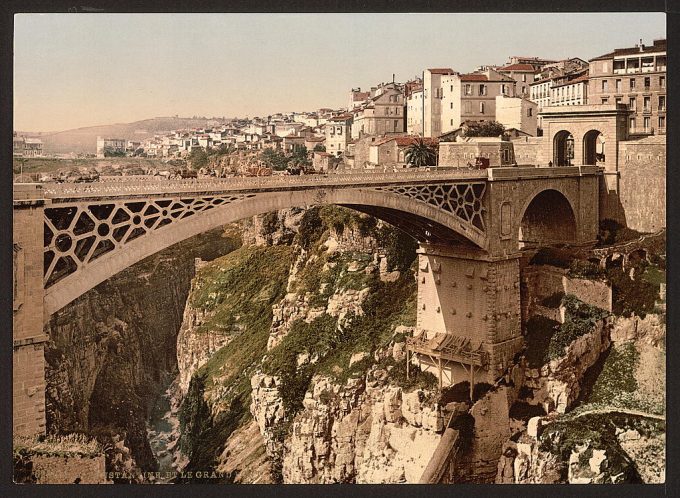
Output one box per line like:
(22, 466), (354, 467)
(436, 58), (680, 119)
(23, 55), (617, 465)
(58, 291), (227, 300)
(406, 331), (488, 400)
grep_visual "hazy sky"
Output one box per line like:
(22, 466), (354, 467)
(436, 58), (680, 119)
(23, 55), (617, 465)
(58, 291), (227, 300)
(14, 13), (665, 132)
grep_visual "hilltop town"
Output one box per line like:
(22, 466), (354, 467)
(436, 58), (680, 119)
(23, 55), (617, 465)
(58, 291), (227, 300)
(13, 38), (666, 182)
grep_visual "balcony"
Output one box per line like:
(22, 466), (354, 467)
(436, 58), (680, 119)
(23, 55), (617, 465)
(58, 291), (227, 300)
(628, 127), (654, 136)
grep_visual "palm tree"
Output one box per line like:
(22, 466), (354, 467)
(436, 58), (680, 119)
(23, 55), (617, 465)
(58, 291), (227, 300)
(404, 138), (437, 168)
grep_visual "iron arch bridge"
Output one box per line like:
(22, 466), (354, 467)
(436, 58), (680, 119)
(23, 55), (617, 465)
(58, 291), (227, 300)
(26, 167), (602, 316)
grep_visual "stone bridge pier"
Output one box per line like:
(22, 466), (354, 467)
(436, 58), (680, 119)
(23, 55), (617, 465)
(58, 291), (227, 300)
(411, 244), (522, 386)
(13, 184), (48, 436)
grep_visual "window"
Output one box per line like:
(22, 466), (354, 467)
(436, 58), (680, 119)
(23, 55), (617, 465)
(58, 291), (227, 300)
(660, 76), (665, 88)
(630, 78), (636, 90)
(450, 85), (453, 92)
(659, 116), (666, 129)
(616, 79), (622, 92)
(629, 97), (636, 110)
(464, 101), (471, 113)
(337, 127), (342, 135)
(659, 95), (666, 111)
(450, 102), (453, 109)
(644, 117), (650, 131)
(601, 98), (609, 104)
(643, 96), (651, 112)
(630, 117), (636, 130)
(480, 102), (485, 113)
(465, 84), (472, 95)
(601, 80), (608, 92)
(527, 107), (533, 117)
(644, 77), (650, 89)
(479, 84), (487, 96)
(615, 97), (622, 104)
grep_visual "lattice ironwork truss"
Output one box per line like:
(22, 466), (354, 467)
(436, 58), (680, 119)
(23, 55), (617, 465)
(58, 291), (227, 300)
(43, 194), (254, 288)
(374, 183), (487, 231)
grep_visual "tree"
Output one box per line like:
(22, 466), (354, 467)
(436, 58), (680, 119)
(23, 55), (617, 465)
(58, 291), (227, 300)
(291, 145), (311, 167)
(404, 138), (437, 168)
(313, 144), (326, 152)
(188, 147), (209, 170)
(464, 120), (505, 137)
(260, 148), (289, 171)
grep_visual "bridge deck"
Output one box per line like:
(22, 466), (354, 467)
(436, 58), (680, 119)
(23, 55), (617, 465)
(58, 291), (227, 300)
(13, 165), (600, 200)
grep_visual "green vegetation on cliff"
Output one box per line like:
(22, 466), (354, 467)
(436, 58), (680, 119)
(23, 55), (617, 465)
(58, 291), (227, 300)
(550, 295), (609, 360)
(190, 245), (293, 334)
(262, 271), (419, 417)
(178, 245), (293, 475)
(524, 296), (609, 366)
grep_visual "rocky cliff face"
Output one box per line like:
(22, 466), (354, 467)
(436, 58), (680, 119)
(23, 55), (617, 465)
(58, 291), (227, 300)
(174, 206), (435, 482)
(44, 228), (240, 474)
(495, 306), (666, 484)
(249, 357), (444, 483)
(525, 318), (611, 414)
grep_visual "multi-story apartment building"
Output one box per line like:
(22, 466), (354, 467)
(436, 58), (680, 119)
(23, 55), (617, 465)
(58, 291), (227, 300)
(588, 38), (666, 135)
(406, 84), (424, 135)
(325, 114), (353, 157)
(529, 59), (590, 132)
(497, 63), (537, 98)
(440, 69), (516, 134)
(351, 83), (405, 139)
(422, 68), (456, 137)
(549, 70), (589, 106)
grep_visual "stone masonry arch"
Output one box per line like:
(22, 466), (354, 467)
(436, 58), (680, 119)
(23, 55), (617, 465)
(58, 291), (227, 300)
(538, 104), (630, 172)
(583, 129), (606, 165)
(518, 188), (577, 248)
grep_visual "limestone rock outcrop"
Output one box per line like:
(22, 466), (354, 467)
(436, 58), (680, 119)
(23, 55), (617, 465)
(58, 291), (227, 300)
(249, 369), (445, 483)
(524, 318), (610, 413)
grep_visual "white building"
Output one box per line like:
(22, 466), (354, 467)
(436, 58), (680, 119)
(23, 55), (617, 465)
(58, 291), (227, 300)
(440, 69), (516, 135)
(325, 115), (353, 157)
(422, 68), (456, 137)
(495, 95), (538, 136)
(406, 87), (424, 135)
(549, 73), (588, 107)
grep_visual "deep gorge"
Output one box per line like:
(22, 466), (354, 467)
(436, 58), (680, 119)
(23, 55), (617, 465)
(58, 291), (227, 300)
(39, 207), (666, 484)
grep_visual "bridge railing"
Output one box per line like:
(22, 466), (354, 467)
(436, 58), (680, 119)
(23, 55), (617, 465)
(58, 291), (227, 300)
(27, 165), (601, 199)
(38, 169), (489, 198)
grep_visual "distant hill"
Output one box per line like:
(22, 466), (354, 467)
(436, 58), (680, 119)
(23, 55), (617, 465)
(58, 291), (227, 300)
(18, 117), (232, 155)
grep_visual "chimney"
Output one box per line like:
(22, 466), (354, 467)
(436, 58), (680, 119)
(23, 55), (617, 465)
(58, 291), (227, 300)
(639, 38), (644, 52)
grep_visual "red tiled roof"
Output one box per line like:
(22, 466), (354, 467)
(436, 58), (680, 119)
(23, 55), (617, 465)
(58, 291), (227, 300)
(428, 68), (455, 75)
(460, 74), (488, 82)
(499, 63), (536, 71)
